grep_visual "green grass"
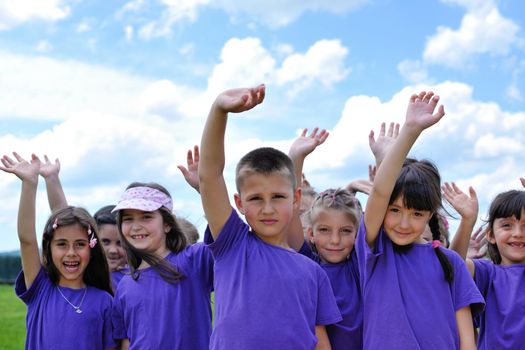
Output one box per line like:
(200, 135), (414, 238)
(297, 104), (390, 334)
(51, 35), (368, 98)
(0, 284), (26, 350)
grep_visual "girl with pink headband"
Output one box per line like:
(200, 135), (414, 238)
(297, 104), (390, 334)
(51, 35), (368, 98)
(111, 182), (213, 350)
(1, 152), (115, 350)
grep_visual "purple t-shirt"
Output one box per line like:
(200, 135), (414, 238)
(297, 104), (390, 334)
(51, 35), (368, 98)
(299, 242), (363, 350)
(112, 243), (213, 350)
(110, 268), (127, 292)
(473, 258), (525, 350)
(355, 220), (484, 349)
(205, 209), (342, 350)
(15, 267), (115, 350)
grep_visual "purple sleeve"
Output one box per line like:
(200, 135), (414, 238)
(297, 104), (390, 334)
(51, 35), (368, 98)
(449, 251), (485, 316)
(15, 266), (46, 304)
(355, 220), (385, 290)
(189, 243), (214, 289)
(111, 294), (127, 340)
(315, 267), (343, 325)
(206, 208), (249, 260)
(102, 295), (117, 349)
(472, 258), (493, 295)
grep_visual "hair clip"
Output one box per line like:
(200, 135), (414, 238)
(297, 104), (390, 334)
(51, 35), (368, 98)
(431, 240), (441, 248)
(52, 218), (58, 230)
(87, 224), (97, 248)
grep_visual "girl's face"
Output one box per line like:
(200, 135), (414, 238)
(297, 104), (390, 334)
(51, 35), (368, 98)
(98, 224), (127, 271)
(488, 209), (525, 265)
(383, 195), (432, 245)
(51, 223), (91, 288)
(120, 209), (170, 257)
(309, 208), (357, 264)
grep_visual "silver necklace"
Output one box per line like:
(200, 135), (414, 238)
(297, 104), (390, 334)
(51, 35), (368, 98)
(56, 286), (87, 314)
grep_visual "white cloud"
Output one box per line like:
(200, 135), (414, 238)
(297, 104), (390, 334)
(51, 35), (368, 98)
(36, 40), (53, 53)
(0, 51), (151, 121)
(76, 19), (92, 33)
(473, 133), (524, 158)
(275, 39), (349, 92)
(423, 6), (522, 68)
(124, 25), (134, 41)
(397, 59), (429, 83)
(0, 0), (70, 30)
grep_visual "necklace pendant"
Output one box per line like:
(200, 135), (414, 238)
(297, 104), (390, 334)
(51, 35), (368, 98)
(75, 308), (82, 314)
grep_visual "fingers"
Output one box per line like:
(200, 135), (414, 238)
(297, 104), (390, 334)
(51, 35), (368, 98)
(379, 122), (386, 137)
(468, 186), (477, 201)
(520, 177), (525, 188)
(386, 122), (394, 137)
(177, 165), (188, 177)
(368, 130), (375, 147)
(186, 149), (194, 166)
(193, 145), (199, 162)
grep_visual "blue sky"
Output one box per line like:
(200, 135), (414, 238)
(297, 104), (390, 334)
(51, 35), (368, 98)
(0, 0), (524, 251)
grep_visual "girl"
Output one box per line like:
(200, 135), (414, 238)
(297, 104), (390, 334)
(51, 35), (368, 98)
(444, 182), (525, 349)
(1, 152), (115, 350)
(301, 188), (363, 349)
(355, 91), (484, 349)
(111, 182), (214, 350)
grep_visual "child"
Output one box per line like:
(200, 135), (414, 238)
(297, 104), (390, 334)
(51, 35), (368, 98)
(0, 152), (116, 350)
(93, 205), (128, 289)
(286, 127), (362, 349)
(355, 91), (484, 349)
(111, 182), (214, 350)
(199, 84), (341, 349)
(444, 181), (525, 349)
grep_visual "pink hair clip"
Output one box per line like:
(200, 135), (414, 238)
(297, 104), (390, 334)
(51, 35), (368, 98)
(87, 225), (97, 248)
(431, 240), (441, 248)
(52, 218), (58, 230)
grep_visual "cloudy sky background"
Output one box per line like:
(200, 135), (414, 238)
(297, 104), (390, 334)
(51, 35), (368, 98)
(1, 0), (524, 251)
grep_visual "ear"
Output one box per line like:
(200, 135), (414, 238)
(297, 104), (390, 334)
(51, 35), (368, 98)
(486, 228), (496, 244)
(164, 223), (172, 234)
(292, 187), (302, 211)
(234, 193), (244, 215)
(307, 226), (315, 245)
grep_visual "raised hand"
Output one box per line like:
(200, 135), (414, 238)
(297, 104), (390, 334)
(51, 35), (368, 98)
(520, 177), (525, 188)
(405, 91), (445, 131)
(368, 164), (376, 182)
(467, 226), (488, 259)
(442, 182), (478, 223)
(178, 145), (200, 193)
(289, 127), (329, 160)
(39, 155), (60, 179)
(214, 84), (265, 114)
(369, 122), (400, 165)
(0, 152), (41, 183)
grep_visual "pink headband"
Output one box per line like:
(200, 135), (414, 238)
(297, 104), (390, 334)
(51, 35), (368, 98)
(112, 186), (173, 213)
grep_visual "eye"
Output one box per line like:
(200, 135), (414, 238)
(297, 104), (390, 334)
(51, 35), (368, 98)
(122, 217), (132, 222)
(55, 242), (67, 248)
(389, 207), (400, 213)
(317, 227), (329, 234)
(248, 196), (262, 201)
(74, 241), (87, 249)
(341, 228), (355, 235)
(102, 239), (110, 246)
(414, 212), (424, 217)
(273, 194), (286, 199)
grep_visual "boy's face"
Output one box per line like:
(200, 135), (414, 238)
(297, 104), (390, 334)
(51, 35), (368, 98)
(234, 172), (299, 246)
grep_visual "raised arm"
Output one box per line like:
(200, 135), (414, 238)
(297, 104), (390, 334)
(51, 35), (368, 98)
(369, 122), (400, 167)
(520, 177), (525, 188)
(177, 145), (200, 193)
(199, 84), (265, 238)
(287, 127), (329, 250)
(364, 92), (445, 246)
(0, 152), (42, 288)
(444, 182), (478, 277)
(39, 155), (68, 212)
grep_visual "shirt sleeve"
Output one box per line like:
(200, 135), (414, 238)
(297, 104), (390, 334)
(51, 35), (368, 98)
(315, 266), (343, 325)
(15, 266), (47, 305)
(355, 220), (385, 291)
(206, 208), (249, 261)
(102, 294), (118, 349)
(111, 293), (127, 340)
(472, 258), (493, 296)
(190, 243), (214, 291)
(450, 251), (485, 316)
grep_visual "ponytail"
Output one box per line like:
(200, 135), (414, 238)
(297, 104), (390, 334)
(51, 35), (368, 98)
(429, 215), (453, 283)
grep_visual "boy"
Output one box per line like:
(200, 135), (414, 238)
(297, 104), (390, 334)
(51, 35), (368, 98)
(199, 84), (341, 349)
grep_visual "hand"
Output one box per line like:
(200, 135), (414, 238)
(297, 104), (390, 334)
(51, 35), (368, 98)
(467, 225), (488, 259)
(39, 155), (60, 179)
(0, 152), (41, 183)
(214, 84), (265, 114)
(368, 164), (376, 182)
(289, 127), (329, 159)
(302, 173), (312, 189)
(369, 122), (399, 165)
(177, 145), (200, 193)
(405, 91), (445, 131)
(520, 177), (525, 188)
(442, 182), (478, 223)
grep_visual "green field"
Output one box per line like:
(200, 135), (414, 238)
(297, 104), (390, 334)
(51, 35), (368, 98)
(0, 284), (26, 350)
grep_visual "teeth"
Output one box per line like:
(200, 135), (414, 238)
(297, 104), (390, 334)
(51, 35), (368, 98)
(509, 242), (525, 247)
(132, 235), (147, 239)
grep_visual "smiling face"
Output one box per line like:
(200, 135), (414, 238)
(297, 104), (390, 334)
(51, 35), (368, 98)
(98, 223), (127, 271)
(234, 172), (299, 246)
(120, 209), (170, 257)
(309, 208), (357, 263)
(383, 195), (432, 245)
(488, 209), (525, 265)
(50, 223), (91, 288)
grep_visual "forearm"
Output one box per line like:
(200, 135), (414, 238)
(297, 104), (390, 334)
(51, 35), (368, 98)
(199, 103), (227, 182)
(44, 174), (68, 212)
(18, 179), (41, 288)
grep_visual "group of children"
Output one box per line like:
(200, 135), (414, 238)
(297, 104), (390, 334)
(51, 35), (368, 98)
(1, 84), (524, 349)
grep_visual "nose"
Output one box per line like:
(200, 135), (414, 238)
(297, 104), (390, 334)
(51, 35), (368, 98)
(262, 200), (274, 214)
(107, 243), (118, 254)
(66, 244), (76, 256)
(399, 214), (410, 229)
(330, 232), (341, 245)
(511, 225), (525, 238)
